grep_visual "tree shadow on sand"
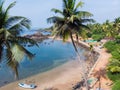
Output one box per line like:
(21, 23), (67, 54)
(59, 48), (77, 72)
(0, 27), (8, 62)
(93, 68), (107, 89)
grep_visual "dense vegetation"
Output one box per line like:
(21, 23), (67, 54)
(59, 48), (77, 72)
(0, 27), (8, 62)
(86, 17), (120, 89)
(103, 18), (120, 89)
(112, 80), (120, 90)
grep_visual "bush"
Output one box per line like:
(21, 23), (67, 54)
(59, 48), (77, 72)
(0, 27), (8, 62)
(107, 71), (120, 82)
(115, 35), (120, 44)
(112, 80), (120, 90)
(104, 41), (116, 52)
(112, 51), (120, 59)
(92, 34), (103, 41)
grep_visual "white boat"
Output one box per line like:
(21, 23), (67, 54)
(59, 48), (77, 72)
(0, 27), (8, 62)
(18, 83), (36, 89)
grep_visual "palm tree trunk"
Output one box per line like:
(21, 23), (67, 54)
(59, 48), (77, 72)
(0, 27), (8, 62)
(70, 33), (89, 90)
(98, 76), (101, 90)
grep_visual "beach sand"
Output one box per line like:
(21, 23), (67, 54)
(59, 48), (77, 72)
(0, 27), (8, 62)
(0, 59), (84, 90)
(0, 39), (111, 90)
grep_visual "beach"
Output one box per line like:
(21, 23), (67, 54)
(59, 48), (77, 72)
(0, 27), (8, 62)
(0, 39), (111, 90)
(0, 59), (83, 90)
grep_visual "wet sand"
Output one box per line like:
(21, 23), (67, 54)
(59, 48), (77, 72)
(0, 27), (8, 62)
(0, 38), (111, 90)
(0, 59), (84, 90)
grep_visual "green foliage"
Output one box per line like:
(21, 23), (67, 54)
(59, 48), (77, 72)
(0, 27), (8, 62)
(107, 71), (120, 82)
(104, 41), (116, 52)
(0, 1), (37, 78)
(105, 40), (120, 83)
(115, 35), (120, 44)
(107, 59), (120, 73)
(47, 0), (94, 52)
(92, 34), (103, 41)
(112, 51), (120, 59)
(112, 80), (120, 90)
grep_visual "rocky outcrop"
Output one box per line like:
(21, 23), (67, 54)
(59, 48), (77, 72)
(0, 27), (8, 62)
(24, 32), (49, 41)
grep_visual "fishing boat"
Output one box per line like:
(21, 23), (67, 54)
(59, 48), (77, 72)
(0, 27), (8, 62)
(18, 83), (36, 89)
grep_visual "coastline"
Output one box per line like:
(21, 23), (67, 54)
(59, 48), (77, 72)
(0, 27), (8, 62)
(0, 59), (83, 90)
(0, 37), (111, 90)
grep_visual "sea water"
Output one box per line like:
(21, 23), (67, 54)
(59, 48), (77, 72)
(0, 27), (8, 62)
(0, 39), (86, 87)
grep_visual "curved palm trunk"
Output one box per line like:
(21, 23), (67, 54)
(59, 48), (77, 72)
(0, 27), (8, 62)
(70, 33), (89, 90)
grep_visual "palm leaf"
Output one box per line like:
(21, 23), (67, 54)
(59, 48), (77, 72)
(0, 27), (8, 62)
(63, 0), (68, 8)
(3, 1), (16, 25)
(51, 8), (63, 15)
(7, 60), (19, 79)
(81, 19), (95, 23)
(77, 11), (93, 18)
(20, 18), (31, 29)
(5, 16), (25, 28)
(74, 1), (84, 11)
(9, 36), (38, 46)
(11, 43), (34, 62)
(0, 43), (3, 62)
(8, 24), (23, 35)
(6, 16), (31, 30)
(47, 16), (64, 24)
(0, 0), (4, 11)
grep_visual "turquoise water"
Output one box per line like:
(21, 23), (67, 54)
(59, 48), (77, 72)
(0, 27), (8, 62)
(0, 39), (86, 87)
(85, 40), (97, 43)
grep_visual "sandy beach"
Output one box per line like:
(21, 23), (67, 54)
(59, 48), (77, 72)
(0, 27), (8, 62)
(0, 59), (83, 90)
(0, 39), (111, 90)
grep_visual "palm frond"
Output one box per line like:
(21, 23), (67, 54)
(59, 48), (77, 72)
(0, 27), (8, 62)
(81, 19), (95, 23)
(4, 29), (13, 40)
(5, 1), (16, 13)
(51, 8), (63, 15)
(5, 16), (24, 28)
(7, 60), (19, 79)
(77, 11), (93, 18)
(74, 1), (84, 11)
(0, 0), (4, 11)
(20, 18), (31, 29)
(11, 43), (34, 62)
(9, 36), (38, 46)
(0, 43), (3, 62)
(79, 24), (90, 30)
(5, 16), (31, 30)
(3, 1), (16, 24)
(63, 0), (68, 8)
(47, 16), (64, 24)
(5, 43), (19, 79)
(8, 24), (23, 35)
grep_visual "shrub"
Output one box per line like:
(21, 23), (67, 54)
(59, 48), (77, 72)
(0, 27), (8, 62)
(92, 34), (103, 41)
(115, 35), (120, 44)
(112, 51), (120, 59)
(104, 41), (116, 52)
(112, 80), (120, 90)
(107, 71), (120, 82)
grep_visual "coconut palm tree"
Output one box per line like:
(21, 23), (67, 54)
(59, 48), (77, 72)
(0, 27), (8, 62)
(113, 17), (120, 34)
(47, 0), (94, 89)
(0, 1), (37, 78)
(102, 20), (116, 39)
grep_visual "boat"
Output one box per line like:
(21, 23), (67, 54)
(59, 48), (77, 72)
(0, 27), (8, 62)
(18, 83), (36, 89)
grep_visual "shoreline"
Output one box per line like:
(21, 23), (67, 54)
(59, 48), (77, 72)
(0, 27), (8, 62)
(0, 59), (84, 90)
(0, 37), (111, 90)
(0, 38), (92, 90)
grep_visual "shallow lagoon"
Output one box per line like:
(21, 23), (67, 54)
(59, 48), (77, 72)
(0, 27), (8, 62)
(0, 39), (87, 87)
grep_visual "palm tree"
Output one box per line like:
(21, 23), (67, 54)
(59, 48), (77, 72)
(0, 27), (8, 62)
(102, 20), (116, 39)
(0, 1), (37, 78)
(47, 0), (94, 89)
(113, 17), (120, 34)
